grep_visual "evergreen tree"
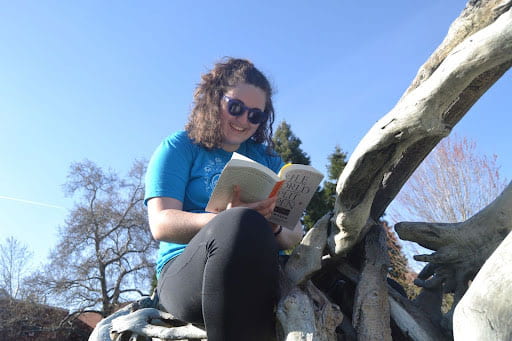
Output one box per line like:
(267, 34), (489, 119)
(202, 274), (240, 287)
(273, 121), (314, 230)
(303, 145), (347, 229)
(273, 121), (311, 165)
(272, 122), (350, 230)
(324, 145), (348, 210)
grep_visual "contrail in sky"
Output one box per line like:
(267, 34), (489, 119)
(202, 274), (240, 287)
(0, 195), (66, 210)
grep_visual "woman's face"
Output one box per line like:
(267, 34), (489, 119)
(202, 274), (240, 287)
(220, 82), (266, 152)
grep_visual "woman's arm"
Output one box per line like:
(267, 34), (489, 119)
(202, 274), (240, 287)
(148, 188), (303, 248)
(147, 197), (217, 244)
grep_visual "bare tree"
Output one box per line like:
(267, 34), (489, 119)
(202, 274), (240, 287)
(0, 236), (33, 300)
(34, 159), (157, 316)
(390, 134), (507, 223)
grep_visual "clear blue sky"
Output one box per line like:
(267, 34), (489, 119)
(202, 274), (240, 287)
(1, 1), (510, 266)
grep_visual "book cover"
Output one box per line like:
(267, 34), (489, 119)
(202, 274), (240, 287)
(270, 165), (324, 227)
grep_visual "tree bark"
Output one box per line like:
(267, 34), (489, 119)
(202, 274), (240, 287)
(388, 288), (449, 341)
(336, 260), (449, 341)
(276, 281), (343, 341)
(352, 225), (391, 341)
(284, 213), (331, 287)
(110, 308), (207, 340)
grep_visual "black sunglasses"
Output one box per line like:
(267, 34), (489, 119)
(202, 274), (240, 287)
(222, 96), (269, 124)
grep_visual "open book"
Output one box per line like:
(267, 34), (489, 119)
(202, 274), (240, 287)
(206, 152), (324, 228)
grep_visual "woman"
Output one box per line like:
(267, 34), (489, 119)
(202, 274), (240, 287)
(144, 57), (303, 340)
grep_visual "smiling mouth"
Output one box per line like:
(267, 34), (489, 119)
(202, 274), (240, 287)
(229, 123), (246, 132)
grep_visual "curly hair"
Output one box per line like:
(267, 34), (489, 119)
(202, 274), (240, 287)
(185, 57), (275, 150)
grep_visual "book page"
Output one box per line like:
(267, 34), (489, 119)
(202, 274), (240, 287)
(206, 166), (279, 213)
(230, 152), (280, 179)
(270, 167), (324, 228)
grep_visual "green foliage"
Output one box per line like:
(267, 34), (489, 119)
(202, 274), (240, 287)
(304, 145), (347, 230)
(326, 145), (347, 181)
(273, 121), (313, 228)
(273, 121), (311, 165)
(272, 121), (348, 230)
(302, 188), (328, 229)
(323, 145), (348, 210)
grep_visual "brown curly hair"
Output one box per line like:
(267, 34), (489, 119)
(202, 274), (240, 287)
(185, 57), (275, 150)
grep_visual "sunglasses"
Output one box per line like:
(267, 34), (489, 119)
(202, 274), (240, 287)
(222, 96), (269, 124)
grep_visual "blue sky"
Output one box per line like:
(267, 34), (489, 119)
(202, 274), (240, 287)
(1, 1), (510, 267)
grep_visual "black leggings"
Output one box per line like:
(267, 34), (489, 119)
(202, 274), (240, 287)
(157, 207), (279, 341)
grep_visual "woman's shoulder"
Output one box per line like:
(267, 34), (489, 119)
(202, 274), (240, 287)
(165, 130), (194, 145)
(161, 130), (202, 151)
(244, 140), (283, 169)
(246, 139), (279, 157)
(155, 130), (201, 158)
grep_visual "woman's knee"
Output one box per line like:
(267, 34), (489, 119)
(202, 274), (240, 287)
(212, 207), (267, 232)
(207, 207), (277, 253)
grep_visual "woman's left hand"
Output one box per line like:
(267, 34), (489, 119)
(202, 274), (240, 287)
(227, 185), (277, 220)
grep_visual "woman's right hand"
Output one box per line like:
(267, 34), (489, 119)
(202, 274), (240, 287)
(227, 185), (277, 220)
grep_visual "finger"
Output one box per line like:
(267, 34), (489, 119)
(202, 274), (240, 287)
(395, 221), (454, 250)
(413, 253), (433, 263)
(262, 203), (277, 219)
(267, 195), (278, 204)
(232, 185), (241, 201)
(414, 274), (444, 289)
(414, 247), (459, 264)
(414, 252), (443, 263)
(256, 205), (272, 219)
(248, 198), (274, 212)
(264, 196), (278, 210)
(260, 195), (278, 206)
(268, 198), (277, 212)
(417, 262), (438, 279)
(228, 185), (243, 208)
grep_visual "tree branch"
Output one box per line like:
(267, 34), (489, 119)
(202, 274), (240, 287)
(352, 225), (391, 340)
(330, 0), (512, 257)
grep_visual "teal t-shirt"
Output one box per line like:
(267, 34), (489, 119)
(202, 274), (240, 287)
(145, 130), (284, 276)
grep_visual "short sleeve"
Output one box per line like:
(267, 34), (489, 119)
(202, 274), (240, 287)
(267, 151), (285, 174)
(144, 131), (195, 205)
(242, 141), (285, 174)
